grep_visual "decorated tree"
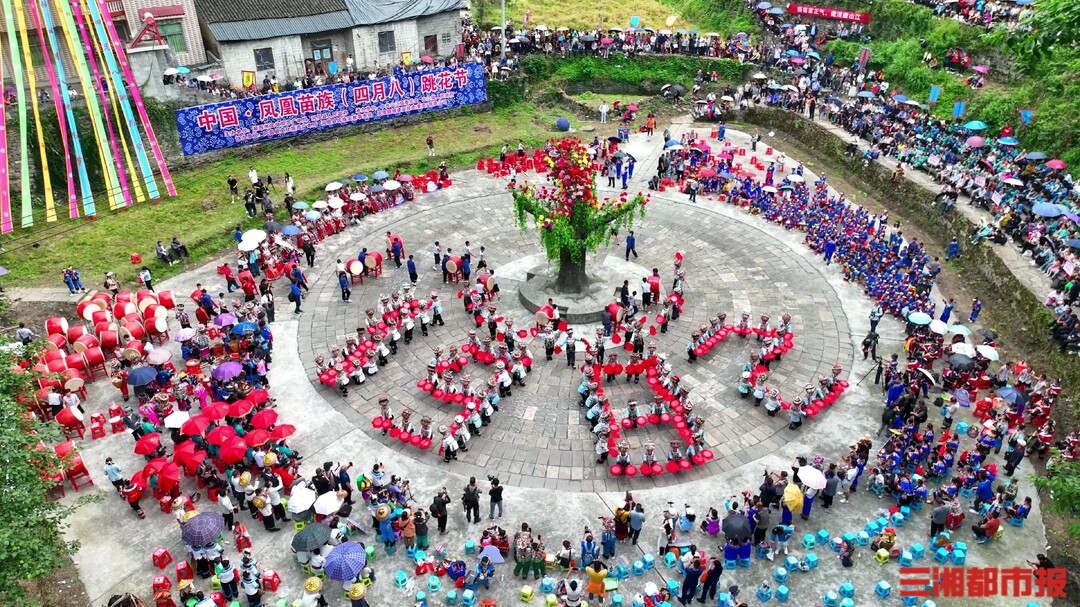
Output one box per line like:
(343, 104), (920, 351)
(510, 138), (648, 292)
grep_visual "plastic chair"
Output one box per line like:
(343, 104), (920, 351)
(864, 520), (881, 535)
(445, 589), (458, 606)
(756, 585), (772, 602)
(933, 548), (950, 564)
(816, 529), (830, 545)
(394, 570), (408, 588)
(428, 576), (441, 593)
(642, 554), (656, 569)
(773, 567), (788, 583)
(874, 549), (890, 565)
(461, 588), (476, 607)
(900, 551), (913, 567)
(803, 553), (819, 570)
(838, 582), (854, 598)
(784, 556), (799, 571)
(840, 599), (854, 607)
(911, 543), (925, 560)
(612, 594), (623, 607)
(521, 585), (535, 602)
(664, 552), (678, 568)
(632, 561), (644, 576)
(823, 591), (839, 607)
(951, 550), (966, 566)
(1010, 516), (1025, 528)
(545, 595), (558, 607)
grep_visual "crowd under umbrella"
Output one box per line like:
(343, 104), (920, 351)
(291, 201), (310, 210)
(947, 324), (972, 336)
(206, 425), (236, 446)
(722, 511), (751, 540)
(304, 211), (322, 221)
(908, 312), (932, 326)
(324, 542), (368, 581)
(949, 353), (975, 371)
(232, 321), (258, 335)
(214, 313), (238, 327)
(134, 432), (162, 456)
(976, 345), (999, 361)
(292, 523), (332, 552)
(182, 512), (226, 546)
(353, 174), (367, 182)
(212, 362), (244, 380)
(281, 225), (302, 236)
(325, 182), (343, 192)
(1032, 203), (1066, 217)
(798, 465), (827, 491)
(314, 491), (344, 516)
(147, 349), (172, 365)
(998, 386), (1028, 407)
(372, 170), (390, 181)
(1025, 151), (1048, 161)
(964, 120), (988, 131)
(127, 366), (157, 387)
(288, 486), (318, 514)
(242, 229), (267, 243)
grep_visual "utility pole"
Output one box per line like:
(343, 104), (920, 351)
(500, 0), (507, 60)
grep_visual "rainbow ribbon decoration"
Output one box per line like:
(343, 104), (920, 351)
(2, 0), (31, 228)
(13, 0), (57, 223)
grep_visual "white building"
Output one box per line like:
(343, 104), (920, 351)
(193, 0), (463, 88)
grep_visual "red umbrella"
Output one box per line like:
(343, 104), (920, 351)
(155, 462), (182, 493)
(248, 389), (270, 405)
(1047, 159), (1067, 170)
(143, 457), (168, 477)
(184, 450), (207, 475)
(245, 429), (271, 447)
(181, 414), (212, 437)
(134, 432), (161, 456)
(202, 402), (229, 420)
(129, 469), (150, 490)
(627, 104), (639, 111)
(229, 399), (255, 418)
(219, 437), (248, 464)
(421, 55), (434, 64)
(206, 425), (237, 446)
(173, 440), (197, 465)
(250, 409), (278, 429)
(270, 424), (296, 440)
(601, 37), (614, 44)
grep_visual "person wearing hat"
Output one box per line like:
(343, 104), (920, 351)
(563, 327), (579, 368)
(347, 582), (370, 607)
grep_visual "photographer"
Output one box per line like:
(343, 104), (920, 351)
(462, 478), (481, 524)
(430, 487), (451, 534)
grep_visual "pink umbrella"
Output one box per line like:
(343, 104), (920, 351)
(972, 65), (989, 74)
(699, 168), (717, 178)
(719, 152), (733, 160)
(790, 57), (804, 64)
(966, 136), (985, 148)
(1047, 159), (1067, 170)
(601, 37), (614, 44)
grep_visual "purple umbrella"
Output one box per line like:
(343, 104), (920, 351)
(325, 542), (367, 581)
(211, 362), (243, 380)
(214, 313), (238, 327)
(1065, 213), (1080, 224)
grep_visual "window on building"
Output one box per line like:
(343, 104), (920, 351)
(254, 47), (275, 70)
(441, 32), (451, 44)
(378, 31), (396, 53)
(158, 21), (187, 54)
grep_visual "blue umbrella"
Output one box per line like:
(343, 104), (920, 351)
(1067, 239), (1080, 249)
(232, 322), (258, 335)
(372, 170), (389, 180)
(665, 140), (679, 148)
(756, 1), (772, 8)
(291, 201), (309, 210)
(717, 171), (734, 179)
(786, 50), (800, 57)
(281, 225), (302, 236)
(353, 174), (367, 182)
(857, 91), (876, 98)
(779, 23), (792, 28)
(1032, 203), (1066, 217)
(806, 51), (821, 60)
(892, 95), (909, 103)
(964, 120), (987, 130)
(998, 137), (1018, 146)
(325, 542), (368, 581)
(997, 386), (1027, 407)
(1016, 0), (1032, 4)
(769, 7), (783, 13)
(1025, 152), (1047, 160)
(908, 312), (932, 326)
(128, 366), (157, 387)
(176, 66), (190, 74)
(370, 184), (385, 193)
(304, 211), (322, 221)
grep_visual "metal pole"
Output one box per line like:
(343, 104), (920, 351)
(500, 0), (506, 60)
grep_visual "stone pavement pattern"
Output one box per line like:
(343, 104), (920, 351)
(57, 125), (1051, 607)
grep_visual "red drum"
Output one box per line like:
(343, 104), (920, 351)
(123, 340), (146, 361)
(36, 387), (54, 403)
(121, 321), (146, 342)
(63, 369), (85, 392)
(123, 313), (143, 325)
(37, 374), (61, 390)
(144, 304), (167, 320)
(66, 325), (87, 343)
(136, 289), (156, 303)
(157, 290), (176, 310)
(46, 358), (68, 374)
(137, 297), (157, 315)
(535, 305), (555, 325)
(364, 251), (383, 270)
(82, 347), (106, 369)
(91, 310), (111, 328)
(76, 300), (101, 322)
(99, 330), (120, 350)
(113, 302), (136, 319)
(45, 317), (68, 335)
(114, 291), (133, 304)
(73, 334), (100, 353)
(94, 322), (117, 337)
(45, 333), (67, 351)
(64, 353), (86, 371)
(146, 317), (169, 334)
(189, 288), (203, 303)
(477, 274), (493, 292)
(444, 256), (462, 274)
(91, 293), (112, 311)
(55, 406), (84, 427)
(185, 359), (202, 376)
(386, 233), (403, 251)
(44, 349), (65, 363)
(347, 259), (364, 275)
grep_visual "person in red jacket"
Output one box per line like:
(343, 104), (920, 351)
(120, 480), (146, 518)
(972, 512), (1000, 543)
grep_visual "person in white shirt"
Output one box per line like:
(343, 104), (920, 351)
(248, 166), (258, 185)
(309, 547), (326, 573)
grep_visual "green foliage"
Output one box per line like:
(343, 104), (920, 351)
(486, 79), (529, 108)
(664, 0), (756, 36)
(1033, 457), (1080, 540)
(522, 54), (750, 90)
(0, 342), (77, 603)
(987, 0), (1080, 67)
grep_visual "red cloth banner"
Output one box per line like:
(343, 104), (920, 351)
(786, 4), (872, 23)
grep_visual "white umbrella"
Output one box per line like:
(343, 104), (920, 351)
(929, 319), (947, 334)
(667, 144), (684, 151)
(241, 229), (267, 243)
(798, 466), (826, 491)
(288, 487), (317, 513)
(383, 180), (401, 191)
(314, 491), (344, 515)
(163, 411), (190, 429)
(976, 345), (999, 361)
(196, 75), (213, 83)
(535, 24), (548, 31)
(311, 200), (329, 209)
(720, 95), (734, 102)
(325, 182), (343, 192)
(1003, 178), (1024, 187)
(786, 174), (804, 183)
(163, 67), (179, 76)
(349, 192), (367, 201)
(328, 198), (345, 209)
(752, 73), (767, 79)
(762, 186), (778, 193)
(238, 239), (260, 252)
(951, 343), (976, 357)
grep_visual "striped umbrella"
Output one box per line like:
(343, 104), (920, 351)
(325, 542), (368, 581)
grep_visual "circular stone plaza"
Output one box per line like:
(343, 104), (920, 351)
(57, 122), (1049, 607)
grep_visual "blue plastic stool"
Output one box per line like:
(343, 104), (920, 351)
(446, 588), (458, 605)
(666, 579), (680, 595)
(922, 601), (937, 607)
(784, 556), (799, 571)
(428, 576), (441, 592)
(933, 548), (950, 564)
(406, 546), (417, 558)
(461, 589), (476, 607)
(959, 486), (974, 499)
(840, 599), (854, 607)
(611, 594), (623, 607)
(756, 585), (772, 602)
(875, 581), (892, 599)
(774, 567), (788, 583)
(951, 550), (966, 566)
(802, 534), (816, 550)
(831, 538), (844, 553)
(738, 558), (751, 569)
(803, 553), (819, 570)
(757, 545), (771, 559)
(954, 541), (968, 553)
(394, 570), (408, 588)
(816, 529), (830, 545)
(615, 563), (630, 580)
(899, 551), (913, 567)
(1010, 516), (1025, 528)
(775, 586), (790, 603)
(415, 591), (427, 603)
(643, 554), (656, 570)
(892, 512), (906, 527)
(541, 577), (555, 594)
(725, 559), (737, 570)
(841, 532), (855, 546)
(911, 543), (925, 560)
(864, 520), (881, 535)
(876, 517), (889, 529)
(901, 597), (918, 607)
(632, 561), (645, 576)
(912, 500), (923, 512)
(823, 591), (839, 607)
(385, 543), (396, 556)
(838, 582), (854, 598)
(955, 422), (969, 435)
(664, 552), (678, 568)
(856, 531), (870, 546)
(900, 506), (911, 518)
(718, 593), (730, 607)
(464, 541), (476, 555)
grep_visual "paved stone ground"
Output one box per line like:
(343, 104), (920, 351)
(57, 124), (1053, 607)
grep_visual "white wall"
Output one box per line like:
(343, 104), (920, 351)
(121, 0), (206, 65)
(217, 35), (304, 87)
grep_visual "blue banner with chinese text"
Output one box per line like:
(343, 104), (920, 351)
(175, 63), (488, 155)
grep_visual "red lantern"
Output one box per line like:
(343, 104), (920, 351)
(652, 463), (664, 475)
(692, 454), (705, 466)
(648, 414), (660, 425)
(640, 464), (652, 476)
(420, 438), (432, 449)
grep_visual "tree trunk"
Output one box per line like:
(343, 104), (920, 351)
(556, 247), (588, 293)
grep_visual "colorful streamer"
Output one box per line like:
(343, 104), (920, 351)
(94, 0), (175, 196)
(35, 0), (91, 218)
(0, 39), (9, 233)
(71, 0), (132, 208)
(13, 0), (57, 223)
(84, 0), (159, 199)
(2, 0), (32, 228)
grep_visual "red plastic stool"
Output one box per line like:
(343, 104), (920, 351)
(152, 575), (172, 593)
(236, 535), (252, 551)
(766, 147), (773, 155)
(154, 591), (176, 607)
(209, 591), (226, 607)
(152, 547), (174, 569)
(262, 570), (282, 591)
(175, 560), (193, 582)
(159, 495), (173, 513)
(90, 419), (106, 440)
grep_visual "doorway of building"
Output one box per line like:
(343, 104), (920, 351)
(423, 35), (438, 56)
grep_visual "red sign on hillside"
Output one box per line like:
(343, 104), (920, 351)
(787, 4), (872, 23)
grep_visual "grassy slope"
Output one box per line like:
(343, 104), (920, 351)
(476, 0), (755, 36)
(2, 104), (567, 287)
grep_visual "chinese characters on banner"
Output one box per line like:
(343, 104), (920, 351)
(900, 567), (1067, 599)
(175, 63), (488, 155)
(786, 3), (872, 23)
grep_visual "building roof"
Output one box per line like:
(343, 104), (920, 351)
(196, 0), (462, 42)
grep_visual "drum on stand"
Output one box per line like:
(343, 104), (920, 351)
(445, 256), (462, 274)
(73, 334), (100, 353)
(55, 406), (84, 428)
(82, 346), (106, 370)
(147, 316), (169, 335)
(77, 300), (101, 322)
(114, 291), (133, 304)
(137, 297), (158, 315)
(123, 340), (146, 362)
(157, 290), (177, 309)
(46, 317), (68, 335)
(63, 369), (86, 393)
(46, 357), (68, 374)
(144, 304), (167, 320)
(98, 331), (120, 351)
(120, 321), (146, 342)
(364, 251), (383, 270)
(347, 259), (365, 275)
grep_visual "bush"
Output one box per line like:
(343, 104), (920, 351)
(522, 55), (750, 91)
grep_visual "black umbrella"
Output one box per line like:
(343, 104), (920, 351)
(292, 522), (332, 551)
(264, 220), (282, 233)
(977, 328), (997, 341)
(722, 512), (751, 541)
(673, 85), (687, 95)
(181, 511), (225, 546)
(948, 353), (975, 371)
(607, 136), (621, 142)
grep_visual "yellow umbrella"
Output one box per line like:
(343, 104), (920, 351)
(665, 15), (679, 26)
(783, 483), (804, 513)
